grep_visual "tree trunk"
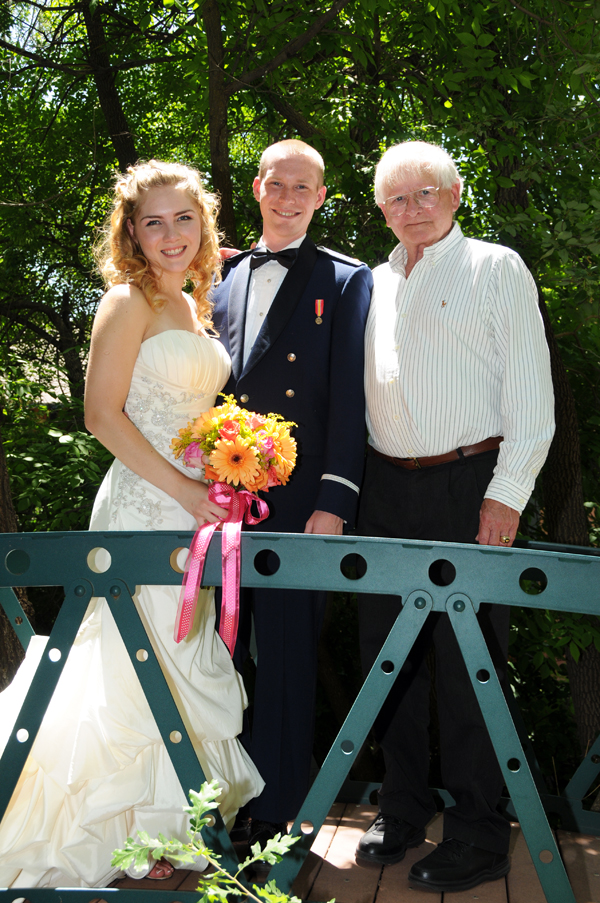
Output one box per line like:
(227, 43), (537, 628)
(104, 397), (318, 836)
(58, 291), (86, 401)
(82, 0), (138, 171)
(490, 149), (600, 757)
(538, 301), (590, 547)
(0, 423), (35, 691)
(202, 0), (238, 248)
(535, 298), (600, 755)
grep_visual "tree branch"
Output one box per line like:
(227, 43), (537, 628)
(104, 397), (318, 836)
(507, 0), (600, 112)
(263, 90), (322, 138)
(227, 0), (352, 96)
(0, 36), (88, 75)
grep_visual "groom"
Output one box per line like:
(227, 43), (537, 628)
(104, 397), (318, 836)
(211, 139), (372, 846)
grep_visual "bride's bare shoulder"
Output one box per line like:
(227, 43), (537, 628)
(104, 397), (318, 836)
(93, 283), (153, 329)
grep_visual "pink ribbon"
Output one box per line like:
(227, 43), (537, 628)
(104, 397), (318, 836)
(174, 482), (269, 653)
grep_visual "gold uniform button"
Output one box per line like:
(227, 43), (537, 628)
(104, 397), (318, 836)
(286, 389), (295, 398)
(240, 394), (249, 403)
(287, 353), (296, 362)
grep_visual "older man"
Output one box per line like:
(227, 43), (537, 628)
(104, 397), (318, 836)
(355, 141), (555, 893)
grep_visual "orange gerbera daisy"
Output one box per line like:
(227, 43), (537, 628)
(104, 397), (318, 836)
(203, 463), (220, 482)
(243, 467), (271, 493)
(210, 436), (261, 487)
(272, 427), (297, 479)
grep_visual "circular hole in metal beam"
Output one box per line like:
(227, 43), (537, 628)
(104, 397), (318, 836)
(341, 740), (354, 755)
(87, 547), (111, 574)
(507, 757), (521, 772)
(5, 549), (30, 576)
(340, 554), (367, 580)
(16, 729), (29, 743)
(169, 731), (182, 744)
(539, 849), (554, 864)
(428, 559), (456, 587)
(476, 669), (490, 683)
(519, 567), (547, 595)
(253, 549), (280, 576)
(300, 821), (314, 835)
(136, 649), (149, 662)
(381, 660), (395, 674)
(48, 648), (61, 663)
(170, 547), (189, 574)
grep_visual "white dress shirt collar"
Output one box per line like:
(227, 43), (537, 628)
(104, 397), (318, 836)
(256, 234), (307, 253)
(388, 221), (464, 274)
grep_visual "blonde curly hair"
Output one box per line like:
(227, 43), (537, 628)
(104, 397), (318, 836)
(96, 160), (222, 329)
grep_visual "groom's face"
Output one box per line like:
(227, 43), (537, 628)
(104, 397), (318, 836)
(253, 153), (326, 252)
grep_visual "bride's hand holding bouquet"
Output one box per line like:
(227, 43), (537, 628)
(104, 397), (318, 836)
(171, 395), (296, 650)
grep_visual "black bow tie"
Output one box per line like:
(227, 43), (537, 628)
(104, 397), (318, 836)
(249, 248), (298, 270)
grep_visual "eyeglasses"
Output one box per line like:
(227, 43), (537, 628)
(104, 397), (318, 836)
(384, 187), (440, 216)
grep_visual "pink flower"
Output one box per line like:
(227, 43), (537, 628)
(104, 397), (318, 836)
(218, 419), (241, 442)
(183, 442), (204, 468)
(256, 431), (275, 457)
(249, 414), (266, 430)
(266, 466), (280, 488)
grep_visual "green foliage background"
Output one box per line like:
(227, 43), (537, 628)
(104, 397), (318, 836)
(2, 0), (600, 793)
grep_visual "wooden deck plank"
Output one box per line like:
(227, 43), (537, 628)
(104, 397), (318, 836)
(308, 804), (381, 903)
(444, 877), (507, 902)
(505, 822), (547, 903)
(176, 868), (206, 891)
(292, 802), (346, 899)
(558, 829), (600, 903)
(111, 867), (187, 890)
(103, 808), (600, 903)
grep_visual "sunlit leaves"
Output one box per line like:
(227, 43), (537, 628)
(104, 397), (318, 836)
(112, 780), (310, 903)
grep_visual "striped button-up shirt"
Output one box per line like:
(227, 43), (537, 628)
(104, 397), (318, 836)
(364, 222), (555, 513)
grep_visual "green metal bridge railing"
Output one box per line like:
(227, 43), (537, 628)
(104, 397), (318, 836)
(1, 529), (600, 903)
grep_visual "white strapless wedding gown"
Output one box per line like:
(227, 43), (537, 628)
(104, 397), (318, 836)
(0, 330), (264, 888)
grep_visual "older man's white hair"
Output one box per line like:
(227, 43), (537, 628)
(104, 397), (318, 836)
(374, 141), (464, 204)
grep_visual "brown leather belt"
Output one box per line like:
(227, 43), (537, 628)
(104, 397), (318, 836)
(372, 436), (503, 470)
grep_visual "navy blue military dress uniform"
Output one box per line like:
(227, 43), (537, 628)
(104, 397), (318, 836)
(211, 235), (372, 822)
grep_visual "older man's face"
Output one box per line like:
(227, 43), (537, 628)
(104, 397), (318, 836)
(379, 174), (461, 253)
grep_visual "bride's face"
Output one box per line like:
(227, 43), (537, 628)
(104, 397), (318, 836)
(127, 185), (202, 276)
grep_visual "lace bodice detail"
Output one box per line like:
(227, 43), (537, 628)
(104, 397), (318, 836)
(96, 330), (231, 529)
(124, 330), (231, 461)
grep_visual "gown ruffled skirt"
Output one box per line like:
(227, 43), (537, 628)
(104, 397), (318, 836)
(0, 331), (264, 888)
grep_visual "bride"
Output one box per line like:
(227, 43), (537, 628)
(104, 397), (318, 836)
(0, 160), (264, 887)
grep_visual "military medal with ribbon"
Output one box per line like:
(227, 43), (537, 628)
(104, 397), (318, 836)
(315, 298), (324, 324)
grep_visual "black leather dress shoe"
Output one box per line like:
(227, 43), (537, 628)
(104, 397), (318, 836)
(408, 838), (510, 892)
(248, 819), (288, 851)
(355, 813), (426, 866)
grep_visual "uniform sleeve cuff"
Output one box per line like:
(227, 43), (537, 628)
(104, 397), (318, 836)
(321, 473), (360, 494)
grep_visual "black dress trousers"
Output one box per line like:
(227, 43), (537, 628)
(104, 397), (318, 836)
(218, 455), (327, 824)
(357, 446), (511, 854)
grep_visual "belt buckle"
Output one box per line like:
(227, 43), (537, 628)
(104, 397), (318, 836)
(412, 457), (422, 469)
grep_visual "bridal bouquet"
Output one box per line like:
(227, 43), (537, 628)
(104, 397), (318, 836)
(171, 396), (296, 650)
(170, 394), (297, 492)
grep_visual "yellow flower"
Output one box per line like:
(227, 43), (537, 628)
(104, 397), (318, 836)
(272, 427), (297, 480)
(210, 436), (261, 487)
(193, 408), (221, 436)
(171, 425), (193, 458)
(194, 401), (242, 438)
